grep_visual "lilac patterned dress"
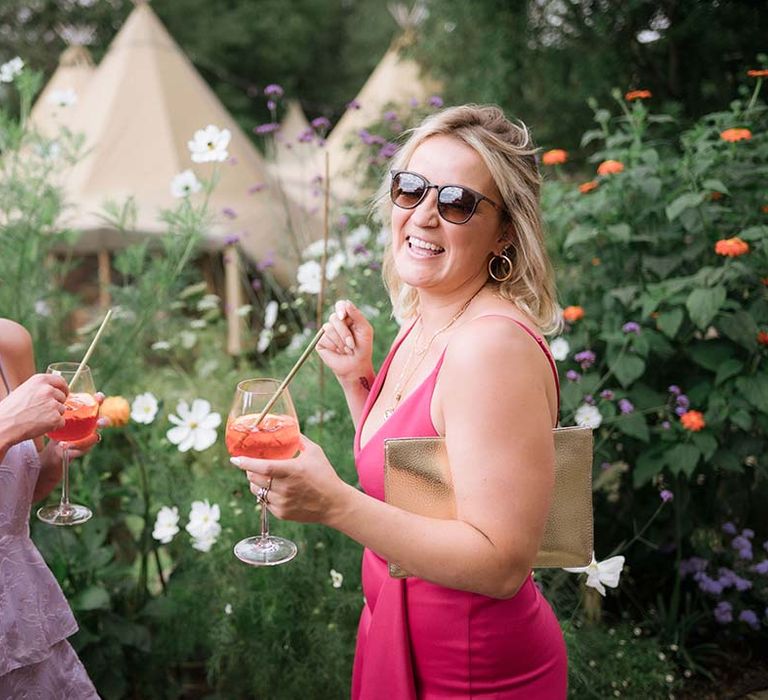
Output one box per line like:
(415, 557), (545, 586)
(0, 356), (99, 698)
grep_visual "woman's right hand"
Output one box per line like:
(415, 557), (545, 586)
(0, 373), (68, 445)
(316, 300), (374, 382)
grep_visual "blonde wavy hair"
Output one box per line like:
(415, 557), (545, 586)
(375, 104), (562, 335)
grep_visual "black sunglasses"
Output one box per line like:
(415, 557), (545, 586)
(390, 170), (504, 225)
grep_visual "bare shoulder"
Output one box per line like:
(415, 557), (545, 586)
(0, 319), (33, 360)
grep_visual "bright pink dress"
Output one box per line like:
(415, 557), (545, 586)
(351, 315), (568, 699)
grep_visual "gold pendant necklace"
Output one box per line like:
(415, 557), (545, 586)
(384, 286), (483, 419)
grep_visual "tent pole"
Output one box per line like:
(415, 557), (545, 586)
(224, 244), (243, 355)
(97, 249), (112, 309)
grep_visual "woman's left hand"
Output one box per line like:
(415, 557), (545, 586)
(231, 435), (348, 524)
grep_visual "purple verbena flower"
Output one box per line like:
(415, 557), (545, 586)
(267, 99), (276, 112)
(622, 321), (641, 334)
(248, 183), (267, 194)
(383, 110), (398, 122)
(254, 122), (280, 135)
(600, 461), (612, 471)
(566, 370), (581, 382)
(679, 557), (708, 578)
(428, 95), (444, 108)
(734, 575), (753, 591)
(660, 489), (673, 502)
(379, 142), (398, 159)
(675, 406), (687, 417)
(739, 609), (760, 630)
(346, 99), (361, 111)
(257, 252), (275, 271)
(222, 207), (237, 219)
(618, 398), (634, 414)
(753, 560), (768, 575)
(337, 214), (349, 229)
(574, 350), (596, 369)
(698, 574), (723, 595)
(297, 128), (315, 143)
(600, 390), (614, 400)
(264, 84), (284, 98)
(676, 394), (690, 409)
(251, 278), (262, 291)
(584, 394), (595, 405)
(742, 529), (755, 539)
(668, 385), (682, 396)
(722, 522), (737, 535)
(409, 97), (420, 108)
(732, 536), (752, 553)
(739, 548), (754, 561)
(714, 601), (732, 624)
(224, 234), (240, 245)
(311, 116), (331, 131)
(661, 420), (671, 430)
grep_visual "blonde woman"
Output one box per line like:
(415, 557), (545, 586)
(236, 105), (567, 698)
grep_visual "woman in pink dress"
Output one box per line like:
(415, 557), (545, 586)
(234, 105), (568, 698)
(0, 318), (104, 697)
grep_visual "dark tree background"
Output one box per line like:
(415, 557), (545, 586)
(1, 0), (766, 149)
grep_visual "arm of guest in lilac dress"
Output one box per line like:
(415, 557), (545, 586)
(315, 300), (377, 429)
(236, 317), (558, 599)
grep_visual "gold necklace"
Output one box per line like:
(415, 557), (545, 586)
(384, 287), (483, 419)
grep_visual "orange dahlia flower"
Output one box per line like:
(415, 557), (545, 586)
(563, 305), (585, 323)
(680, 410), (705, 432)
(99, 396), (130, 427)
(747, 69), (768, 78)
(720, 128), (752, 143)
(597, 160), (624, 176)
(758, 331), (768, 346)
(542, 149), (568, 166)
(625, 90), (652, 101)
(714, 237), (750, 257)
(579, 180), (599, 194)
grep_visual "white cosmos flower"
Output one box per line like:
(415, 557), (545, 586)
(346, 224), (371, 250)
(297, 260), (322, 294)
(188, 124), (231, 163)
(224, 603), (233, 615)
(190, 319), (207, 329)
(257, 328), (272, 354)
(185, 499), (222, 551)
(575, 403), (603, 429)
(307, 409), (336, 426)
(0, 57), (23, 83)
(264, 300), (278, 329)
(151, 340), (171, 351)
(47, 88), (77, 107)
(166, 399), (221, 452)
(132, 392), (159, 424)
(326, 251), (346, 280)
(235, 304), (252, 317)
(171, 169), (202, 198)
(34, 300), (51, 317)
(550, 337), (570, 362)
(152, 505), (180, 544)
(302, 237), (340, 260)
(197, 294), (220, 311)
(287, 327), (312, 353)
(376, 226), (391, 248)
(564, 553), (625, 596)
(330, 569), (344, 588)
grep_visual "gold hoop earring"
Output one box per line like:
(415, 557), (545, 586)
(488, 253), (513, 282)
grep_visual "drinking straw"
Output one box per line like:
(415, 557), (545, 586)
(70, 308), (113, 387)
(255, 327), (325, 425)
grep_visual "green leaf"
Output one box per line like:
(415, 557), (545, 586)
(638, 177), (662, 199)
(731, 410), (753, 431)
(718, 311), (758, 350)
(715, 359), (743, 385)
(737, 375), (768, 413)
(615, 412), (650, 442)
(688, 341), (733, 371)
(605, 223), (631, 243)
(666, 444), (701, 477)
(702, 178), (729, 195)
(666, 192), (706, 221)
(691, 432), (718, 460)
(634, 450), (663, 487)
(642, 255), (682, 280)
(686, 286), (726, 329)
(564, 225), (598, 250)
(610, 355), (646, 387)
(737, 225), (768, 242)
(656, 309), (684, 339)
(73, 586), (110, 611)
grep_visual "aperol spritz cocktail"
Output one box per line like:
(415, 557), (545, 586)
(226, 378), (301, 566)
(38, 362), (97, 526)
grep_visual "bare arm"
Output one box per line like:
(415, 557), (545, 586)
(238, 318), (557, 598)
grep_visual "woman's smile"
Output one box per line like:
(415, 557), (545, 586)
(406, 235), (445, 257)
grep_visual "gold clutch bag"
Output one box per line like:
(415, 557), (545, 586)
(383, 426), (594, 578)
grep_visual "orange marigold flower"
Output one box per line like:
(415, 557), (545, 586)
(597, 160), (625, 176)
(680, 410), (706, 432)
(99, 396), (130, 427)
(714, 237), (750, 257)
(758, 331), (768, 346)
(579, 180), (599, 194)
(747, 69), (768, 78)
(563, 305), (585, 323)
(542, 149), (568, 166)
(625, 89), (652, 101)
(720, 128), (752, 143)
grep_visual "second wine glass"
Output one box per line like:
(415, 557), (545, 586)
(226, 378), (301, 566)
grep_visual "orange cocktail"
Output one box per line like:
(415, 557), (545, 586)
(225, 413), (301, 460)
(47, 392), (99, 443)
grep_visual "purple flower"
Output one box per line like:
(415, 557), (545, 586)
(337, 214), (349, 229)
(680, 557), (708, 577)
(660, 489), (673, 503)
(248, 183), (267, 194)
(257, 252), (274, 271)
(584, 394), (595, 405)
(600, 461), (611, 471)
(346, 99), (361, 111)
(574, 350), (596, 369)
(675, 406), (687, 417)
(224, 234), (240, 245)
(622, 321), (641, 334)
(739, 610), (760, 630)
(753, 560), (768, 575)
(714, 601), (733, 624)
(698, 574), (723, 595)
(383, 110), (398, 122)
(676, 394), (690, 409)
(732, 536), (752, 553)
(379, 142), (398, 159)
(264, 84), (284, 98)
(566, 370), (581, 382)
(352, 243), (369, 256)
(254, 122), (280, 135)
(600, 390), (615, 400)
(742, 529), (755, 539)
(267, 99), (276, 112)
(661, 420), (671, 430)
(222, 207), (237, 219)
(311, 116), (331, 131)
(368, 260), (382, 271)
(722, 522), (737, 535)
(428, 95), (444, 108)
(618, 398), (634, 414)
(251, 278), (262, 291)
(739, 548), (754, 560)
(668, 385), (682, 396)
(297, 128), (315, 143)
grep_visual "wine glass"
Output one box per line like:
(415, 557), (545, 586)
(226, 378), (301, 566)
(37, 362), (98, 526)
